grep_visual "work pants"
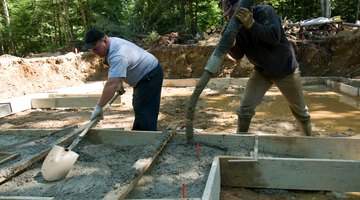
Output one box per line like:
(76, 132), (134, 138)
(132, 64), (163, 131)
(237, 68), (311, 129)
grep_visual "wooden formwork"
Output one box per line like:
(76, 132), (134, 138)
(2, 129), (360, 199)
(1, 77), (359, 118)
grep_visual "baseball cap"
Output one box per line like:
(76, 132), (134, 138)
(83, 29), (105, 50)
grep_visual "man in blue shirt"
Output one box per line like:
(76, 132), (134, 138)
(222, 0), (312, 136)
(84, 29), (163, 131)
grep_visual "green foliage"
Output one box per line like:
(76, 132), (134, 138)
(142, 30), (160, 46)
(1, 0), (359, 56)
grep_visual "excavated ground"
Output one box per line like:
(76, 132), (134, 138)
(0, 29), (360, 199)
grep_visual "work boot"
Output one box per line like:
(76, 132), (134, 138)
(298, 120), (312, 136)
(236, 117), (252, 134)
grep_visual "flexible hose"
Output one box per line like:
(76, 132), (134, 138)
(185, 0), (254, 142)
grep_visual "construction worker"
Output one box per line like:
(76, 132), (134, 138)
(221, 0), (312, 136)
(84, 29), (163, 131)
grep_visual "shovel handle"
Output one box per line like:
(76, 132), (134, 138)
(66, 88), (124, 151)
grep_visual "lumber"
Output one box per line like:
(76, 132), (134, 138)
(202, 157), (221, 200)
(175, 133), (360, 160)
(220, 156), (360, 192)
(0, 197), (54, 200)
(87, 129), (163, 146)
(31, 95), (121, 108)
(0, 103), (11, 118)
(103, 122), (178, 200)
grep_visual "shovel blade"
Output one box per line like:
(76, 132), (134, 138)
(41, 145), (79, 181)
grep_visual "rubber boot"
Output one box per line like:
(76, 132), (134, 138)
(298, 120), (312, 136)
(236, 117), (252, 134)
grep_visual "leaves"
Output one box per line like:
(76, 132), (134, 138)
(0, 0), (358, 56)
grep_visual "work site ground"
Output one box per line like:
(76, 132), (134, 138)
(0, 29), (360, 199)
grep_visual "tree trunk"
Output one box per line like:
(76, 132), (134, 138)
(188, 0), (196, 35)
(357, 0), (360, 23)
(77, 0), (89, 30)
(61, 0), (74, 49)
(321, 0), (331, 17)
(180, 0), (186, 32)
(1, 0), (11, 53)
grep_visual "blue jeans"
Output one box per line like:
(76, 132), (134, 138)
(132, 64), (163, 131)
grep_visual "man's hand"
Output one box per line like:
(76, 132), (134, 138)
(235, 8), (254, 29)
(90, 104), (103, 120)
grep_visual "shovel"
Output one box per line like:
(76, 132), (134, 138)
(41, 86), (125, 181)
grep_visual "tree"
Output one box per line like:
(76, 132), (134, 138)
(1, 0), (11, 53)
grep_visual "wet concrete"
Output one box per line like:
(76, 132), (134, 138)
(203, 85), (360, 136)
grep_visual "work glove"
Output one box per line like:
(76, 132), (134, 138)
(90, 104), (103, 120)
(235, 8), (254, 29)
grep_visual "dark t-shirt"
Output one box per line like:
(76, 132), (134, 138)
(229, 5), (298, 79)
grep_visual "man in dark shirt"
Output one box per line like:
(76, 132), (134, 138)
(222, 0), (312, 136)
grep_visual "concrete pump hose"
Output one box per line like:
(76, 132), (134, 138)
(185, 0), (254, 142)
(186, 70), (212, 141)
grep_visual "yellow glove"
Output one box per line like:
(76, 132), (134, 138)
(235, 8), (254, 29)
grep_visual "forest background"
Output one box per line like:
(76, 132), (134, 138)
(1, 0), (359, 57)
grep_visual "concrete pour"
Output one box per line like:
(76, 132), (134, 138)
(127, 139), (242, 199)
(0, 135), (249, 199)
(0, 139), (145, 199)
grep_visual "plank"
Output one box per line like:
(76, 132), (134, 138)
(87, 129), (163, 146)
(0, 103), (11, 118)
(0, 152), (20, 164)
(175, 133), (360, 160)
(0, 197), (54, 200)
(202, 157), (221, 200)
(31, 96), (121, 108)
(220, 156), (360, 192)
(0, 129), (63, 136)
(103, 122), (178, 200)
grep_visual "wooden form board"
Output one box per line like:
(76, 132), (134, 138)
(0, 103), (11, 118)
(0, 152), (20, 164)
(0, 197), (54, 200)
(326, 78), (360, 97)
(31, 94), (121, 108)
(87, 129), (162, 146)
(174, 133), (360, 160)
(0, 129), (63, 136)
(202, 157), (221, 200)
(85, 131), (360, 196)
(88, 131), (360, 160)
(220, 156), (360, 192)
(162, 77), (328, 88)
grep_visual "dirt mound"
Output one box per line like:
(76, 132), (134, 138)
(0, 29), (359, 99)
(0, 53), (108, 99)
(294, 29), (360, 78)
